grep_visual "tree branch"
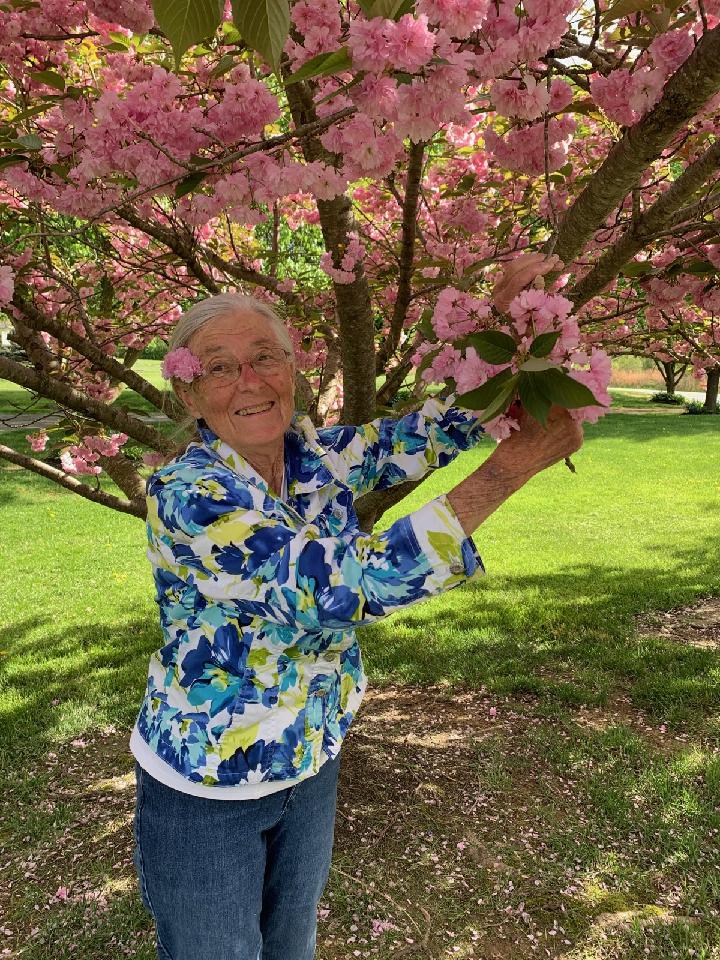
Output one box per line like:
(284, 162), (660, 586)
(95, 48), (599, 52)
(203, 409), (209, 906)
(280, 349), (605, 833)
(0, 444), (146, 518)
(570, 139), (720, 307)
(378, 141), (425, 372)
(12, 285), (177, 416)
(0, 355), (174, 453)
(552, 24), (720, 268)
(284, 80), (377, 425)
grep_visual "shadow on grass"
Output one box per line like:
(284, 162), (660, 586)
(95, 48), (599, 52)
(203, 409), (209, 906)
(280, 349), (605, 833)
(364, 537), (720, 722)
(0, 612), (160, 773)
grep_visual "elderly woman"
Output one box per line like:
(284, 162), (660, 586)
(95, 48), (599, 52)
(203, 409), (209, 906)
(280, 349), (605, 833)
(131, 267), (582, 960)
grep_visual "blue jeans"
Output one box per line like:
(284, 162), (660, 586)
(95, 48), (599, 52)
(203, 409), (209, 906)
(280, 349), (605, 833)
(133, 755), (340, 960)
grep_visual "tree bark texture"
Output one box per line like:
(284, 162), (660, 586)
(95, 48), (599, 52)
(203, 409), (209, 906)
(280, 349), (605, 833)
(555, 24), (720, 269)
(284, 80), (377, 427)
(0, 443), (146, 517)
(704, 367), (720, 412)
(570, 139), (720, 308)
(0, 354), (174, 453)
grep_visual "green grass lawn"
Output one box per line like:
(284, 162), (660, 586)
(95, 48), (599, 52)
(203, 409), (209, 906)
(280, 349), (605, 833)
(1, 409), (719, 960)
(0, 360), (167, 417)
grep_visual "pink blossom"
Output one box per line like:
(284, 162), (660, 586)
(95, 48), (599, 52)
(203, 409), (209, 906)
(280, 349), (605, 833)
(142, 451), (166, 468)
(417, 0), (490, 35)
(508, 289), (573, 336)
(490, 75), (551, 121)
(650, 30), (694, 76)
(453, 347), (499, 395)
(320, 235), (364, 285)
(351, 74), (398, 121)
(348, 18), (392, 73)
(85, 0), (154, 33)
(591, 68), (664, 127)
(26, 430), (49, 452)
(162, 347), (203, 382)
(385, 14), (436, 73)
(484, 413), (520, 441)
(0, 265), (14, 306)
(431, 287), (490, 341)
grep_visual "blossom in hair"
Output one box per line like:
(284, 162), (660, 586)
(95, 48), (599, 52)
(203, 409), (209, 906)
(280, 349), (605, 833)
(161, 347), (203, 383)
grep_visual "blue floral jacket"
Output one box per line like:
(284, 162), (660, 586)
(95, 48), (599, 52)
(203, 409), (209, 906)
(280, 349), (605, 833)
(134, 395), (485, 788)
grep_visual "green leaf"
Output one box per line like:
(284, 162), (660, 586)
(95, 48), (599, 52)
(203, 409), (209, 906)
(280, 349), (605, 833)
(601, 0), (654, 23)
(465, 330), (517, 365)
(359, 0), (411, 14)
(29, 70), (66, 91)
(518, 372), (551, 427)
(0, 154), (29, 170)
(211, 53), (237, 78)
(231, 0), (290, 74)
(455, 367), (515, 411)
(14, 133), (43, 150)
(285, 48), (352, 85)
(520, 357), (556, 373)
(529, 331), (560, 358)
(621, 260), (653, 278)
(477, 377), (517, 423)
(152, 0), (223, 65)
(175, 170), (208, 198)
(11, 101), (59, 123)
(416, 309), (435, 340)
(534, 368), (598, 408)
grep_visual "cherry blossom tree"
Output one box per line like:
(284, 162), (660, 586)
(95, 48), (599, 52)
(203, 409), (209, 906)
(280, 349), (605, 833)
(0, 0), (719, 523)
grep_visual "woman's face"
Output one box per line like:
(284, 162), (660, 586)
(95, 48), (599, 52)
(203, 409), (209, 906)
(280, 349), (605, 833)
(177, 312), (296, 459)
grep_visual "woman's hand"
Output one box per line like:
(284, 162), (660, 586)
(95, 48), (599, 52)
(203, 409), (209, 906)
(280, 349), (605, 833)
(494, 405), (583, 476)
(492, 251), (564, 313)
(446, 405), (583, 537)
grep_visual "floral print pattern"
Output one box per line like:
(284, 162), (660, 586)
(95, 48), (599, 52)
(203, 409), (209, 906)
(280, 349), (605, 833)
(134, 395), (485, 787)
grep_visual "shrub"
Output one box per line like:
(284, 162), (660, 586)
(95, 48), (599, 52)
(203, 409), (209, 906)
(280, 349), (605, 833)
(683, 400), (719, 415)
(141, 337), (169, 360)
(651, 391), (684, 405)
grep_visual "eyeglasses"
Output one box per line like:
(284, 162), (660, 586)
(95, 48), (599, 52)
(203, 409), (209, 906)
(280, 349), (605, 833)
(200, 348), (291, 388)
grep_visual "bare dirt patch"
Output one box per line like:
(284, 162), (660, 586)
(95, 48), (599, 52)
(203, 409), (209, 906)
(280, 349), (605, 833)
(2, 686), (716, 960)
(635, 596), (720, 650)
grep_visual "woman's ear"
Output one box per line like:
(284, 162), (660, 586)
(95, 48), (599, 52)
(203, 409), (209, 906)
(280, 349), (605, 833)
(174, 383), (201, 418)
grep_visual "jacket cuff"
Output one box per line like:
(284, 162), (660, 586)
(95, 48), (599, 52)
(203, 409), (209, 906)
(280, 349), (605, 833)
(407, 494), (485, 590)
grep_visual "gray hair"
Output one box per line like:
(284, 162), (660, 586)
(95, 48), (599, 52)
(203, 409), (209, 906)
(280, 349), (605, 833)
(169, 292), (295, 368)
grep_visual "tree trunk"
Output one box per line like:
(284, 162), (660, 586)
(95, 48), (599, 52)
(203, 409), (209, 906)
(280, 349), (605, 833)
(661, 361), (676, 395)
(703, 367), (720, 413)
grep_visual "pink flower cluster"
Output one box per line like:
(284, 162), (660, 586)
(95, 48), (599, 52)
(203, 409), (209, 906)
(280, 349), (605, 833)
(26, 429), (49, 452)
(590, 67), (665, 127)
(490, 75), (573, 120)
(286, 0), (342, 68)
(484, 116), (576, 176)
(649, 30), (694, 76)
(320, 235), (364, 285)
(418, 285), (611, 439)
(60, 433), (128, 475)
(85, 0), (154, 34)
(205, 68), (281, 146)
(348, 14), (436, 74)
(430, 287), (491, 340)
(162, 347), (203, 382)
(321, 115), (403, 180)
(417, 0), (490, 35)
(0, 264), (14, 305)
